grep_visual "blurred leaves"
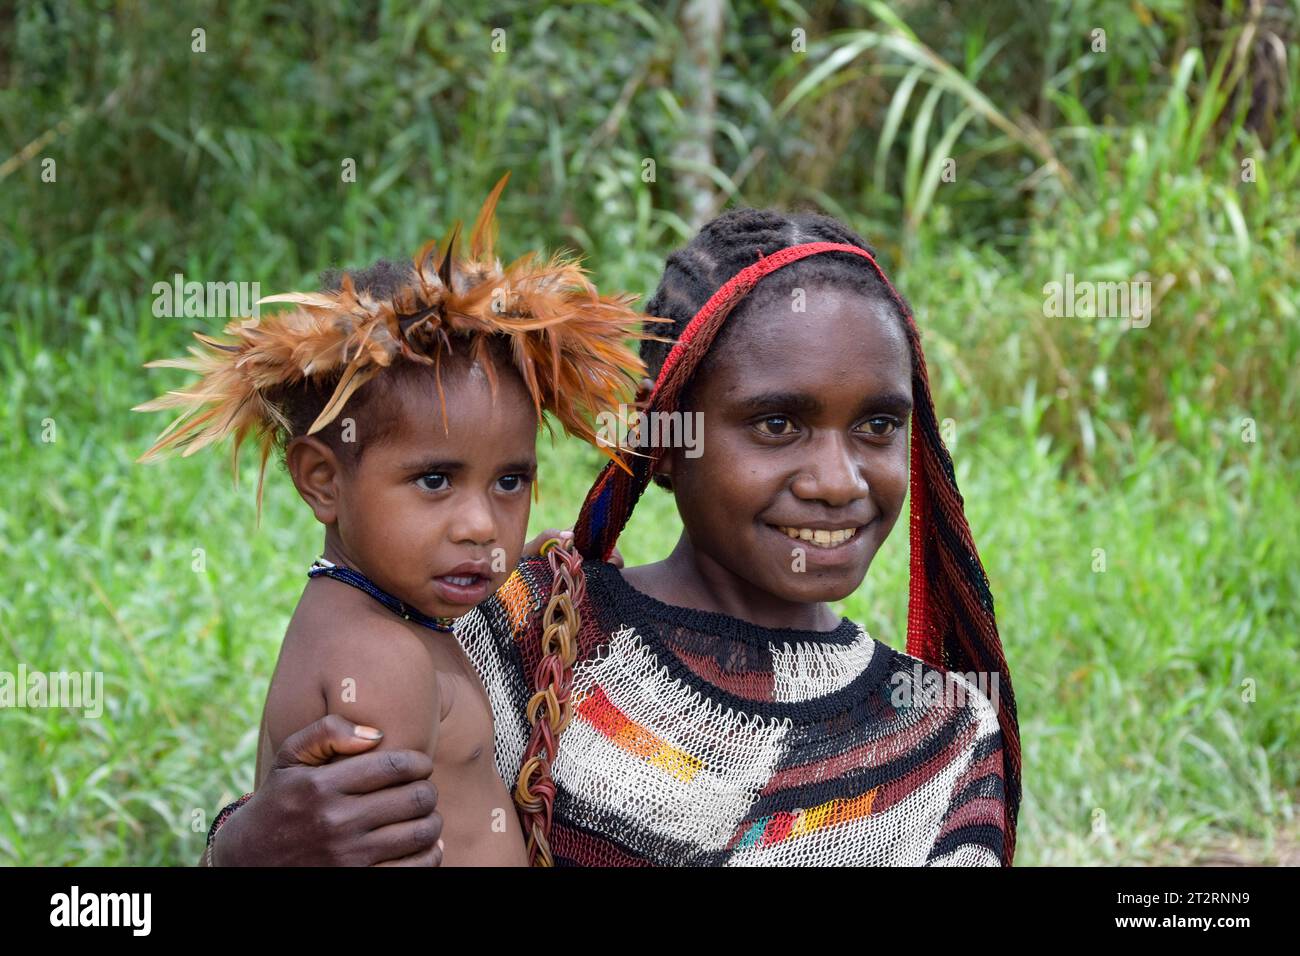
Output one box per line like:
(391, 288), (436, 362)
(0, 0), (1297, 864)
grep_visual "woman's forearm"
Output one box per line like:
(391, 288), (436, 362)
(202, 793), (255, 866)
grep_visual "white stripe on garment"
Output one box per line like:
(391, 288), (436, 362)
(770, 625), (877, 702)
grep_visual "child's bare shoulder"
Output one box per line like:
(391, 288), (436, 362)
(284, 580), (436, 675)
(269, 580), (443, 756)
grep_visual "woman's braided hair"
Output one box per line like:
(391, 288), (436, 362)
(640, 208), (903, 383)
(571, 206), (1022, 863)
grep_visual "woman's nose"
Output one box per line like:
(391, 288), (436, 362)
(790, 433), (870, 507)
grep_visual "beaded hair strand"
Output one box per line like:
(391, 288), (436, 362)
(571, 208), (1022, 864)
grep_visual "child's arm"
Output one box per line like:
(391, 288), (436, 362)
(263, 608), (440, 777)
(315, 614), (441, 762)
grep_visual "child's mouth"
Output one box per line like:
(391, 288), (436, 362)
(431, 565), (494, 606)
(442, 574), (480, 587)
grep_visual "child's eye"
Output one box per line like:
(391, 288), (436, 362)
(497, 474), (532, 493)
(754, 415), (798, 437)
(416, 473), (449, 492)
(856, 416), (900, 438)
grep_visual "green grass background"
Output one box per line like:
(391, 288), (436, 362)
(1, 0), (1296, 864)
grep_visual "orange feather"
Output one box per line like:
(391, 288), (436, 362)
(135, 174), (659, 511)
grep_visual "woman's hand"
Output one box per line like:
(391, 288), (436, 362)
(523, 528), (623, 568)
(211, 715), (443, 866)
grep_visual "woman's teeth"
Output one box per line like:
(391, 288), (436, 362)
(443, 575), (479, 586)
(775, 526), (859, 547)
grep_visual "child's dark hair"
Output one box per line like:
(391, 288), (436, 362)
(640, 208), (911, 489)
(269, 258), (512, 469)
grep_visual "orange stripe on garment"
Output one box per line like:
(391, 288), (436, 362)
(496, 568), (534, 638)
(576, 685), (705, 783)
(729, 787), (880, 851)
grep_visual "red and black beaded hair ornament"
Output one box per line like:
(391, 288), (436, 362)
(572, 226), (1021, 864)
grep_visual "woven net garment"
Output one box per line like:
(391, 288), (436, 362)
(455, 557), (1007, 866)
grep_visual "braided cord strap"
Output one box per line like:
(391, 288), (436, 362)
(512, 540), (585, 866)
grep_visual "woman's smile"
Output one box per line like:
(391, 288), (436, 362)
(762, 517), (877, 566)
(770, 523), (866, 547)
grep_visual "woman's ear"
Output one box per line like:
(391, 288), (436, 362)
(635, 376), (655, 405)
(286, 436), (343, 524)
(650, 449), (675, 491)
(640, 375), (672, 489)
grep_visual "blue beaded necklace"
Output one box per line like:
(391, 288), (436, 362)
(308, 557), (456, 633)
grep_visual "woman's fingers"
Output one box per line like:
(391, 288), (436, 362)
(339, 776), (440, 833)
(277, 775), (440, 866)
(523, 528), (572, 557)
(360, 814), (445, 865)
(372, 838), (444, 867)
(321, 746), (436, 796)
(216, 717), (439, 866)
(272, 713), (384, 769)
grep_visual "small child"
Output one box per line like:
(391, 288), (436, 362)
(136, 176), (646, 865)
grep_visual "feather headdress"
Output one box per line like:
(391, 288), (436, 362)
(134, 173), (650, 514)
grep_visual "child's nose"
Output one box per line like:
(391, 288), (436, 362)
(448, 493), (497, 545)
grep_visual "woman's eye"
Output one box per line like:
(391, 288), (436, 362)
(754, 416), (797, 437)
(497, 474), (531, 492)
(416, 473), (449, 492)
(858, 417), (899, 437)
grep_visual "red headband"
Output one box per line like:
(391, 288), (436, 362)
(650, 241), (909, 395)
